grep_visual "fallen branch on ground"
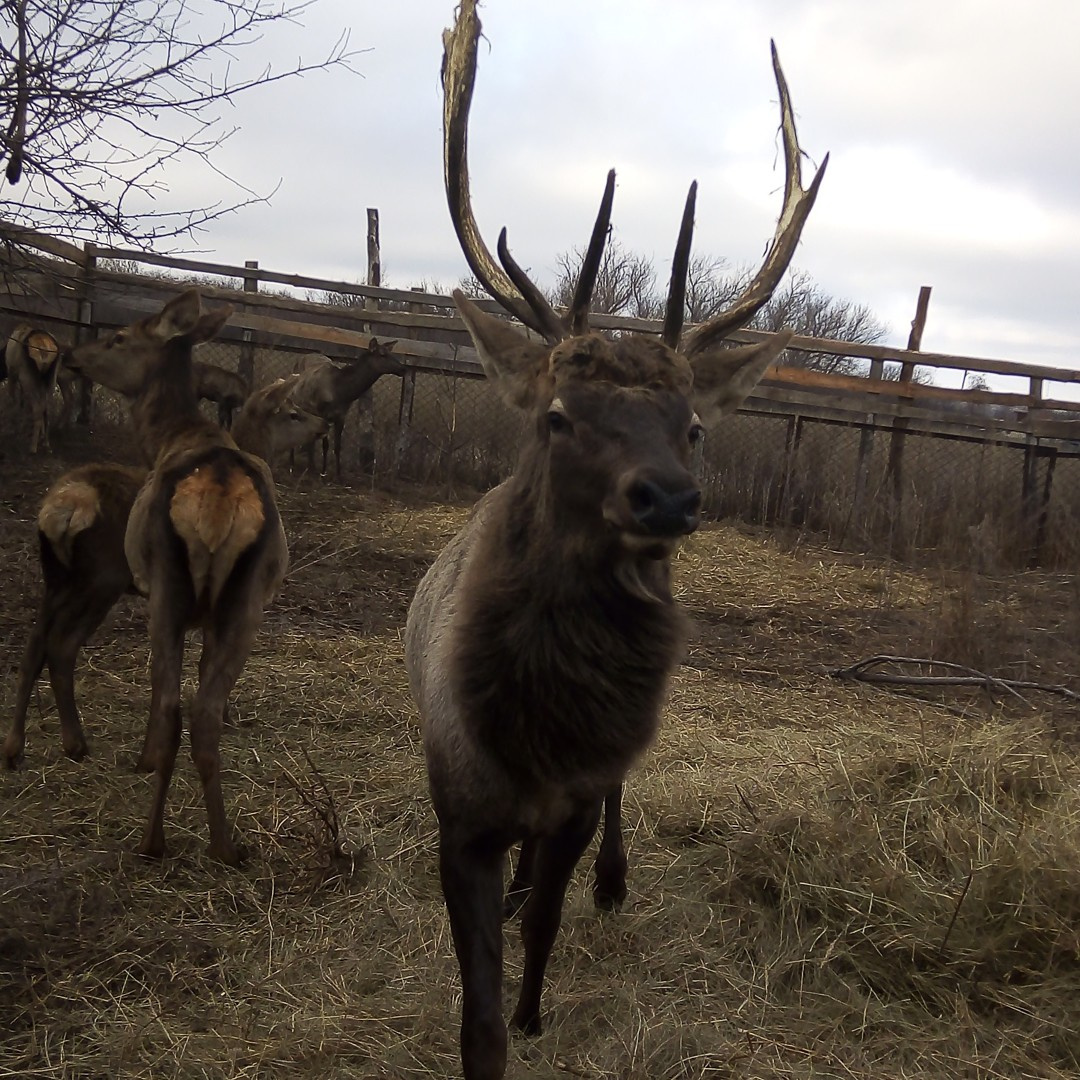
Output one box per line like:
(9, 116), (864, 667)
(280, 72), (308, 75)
(830, 654), (1080, 704)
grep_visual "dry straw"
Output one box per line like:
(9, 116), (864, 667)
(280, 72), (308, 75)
(2, 442), (1079, 1079)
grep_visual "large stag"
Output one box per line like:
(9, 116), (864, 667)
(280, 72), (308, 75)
(405, 5), (827, 1077)
(63, 290), (290, 865)
(2, 376), (326, 769)
(288, 341), (403, 479)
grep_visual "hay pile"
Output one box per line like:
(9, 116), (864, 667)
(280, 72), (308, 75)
(2, 440), (1079, 1078)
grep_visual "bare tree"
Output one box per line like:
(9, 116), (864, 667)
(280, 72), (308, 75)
(0, 0), (357, 249)
(549, 238), (657, 318)
(552, 246), (887, 371)
(750, 269), (887, 374)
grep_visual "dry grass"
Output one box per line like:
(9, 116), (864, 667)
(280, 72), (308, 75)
(2, 427), (1080, 1079)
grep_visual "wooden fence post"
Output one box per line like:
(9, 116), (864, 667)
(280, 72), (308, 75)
(366, 208), (381, 292)
(356, 209), (381, 473)
(778, 413), (804, 523)
(237, 259), (258, 387)
(75, 241), (97, 425)
(1021, 376), (1055, 566)
(851, 357), (884, 542)
(396, 368), (417, 476)
(885, 285), (932, 550)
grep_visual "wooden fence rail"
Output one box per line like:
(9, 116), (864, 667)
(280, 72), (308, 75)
(3, 220), (1079, 565)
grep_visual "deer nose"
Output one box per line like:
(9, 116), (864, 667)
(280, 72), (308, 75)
(626, 479), (701, 537)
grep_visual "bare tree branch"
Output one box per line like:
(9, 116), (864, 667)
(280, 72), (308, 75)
(0, 0), (360, 249)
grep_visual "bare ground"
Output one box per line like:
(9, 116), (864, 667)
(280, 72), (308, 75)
(2, 423), (1080, 1079)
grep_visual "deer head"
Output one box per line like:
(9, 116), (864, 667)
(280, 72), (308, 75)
(442, 1), (826, 550)
(67, 290), (233, 395)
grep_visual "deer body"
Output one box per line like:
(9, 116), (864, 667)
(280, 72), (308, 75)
(2, 376), (325, 772)
(58, 291), (291, 864)
(6, 323), (62, 453)
(288, 342), (402, 478)
(409, 7), (827, 1078)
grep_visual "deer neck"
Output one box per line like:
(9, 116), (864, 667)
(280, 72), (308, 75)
(332, 362), (381, 403)
(132, 343), (226, 465)
(452, 460), (686, 786)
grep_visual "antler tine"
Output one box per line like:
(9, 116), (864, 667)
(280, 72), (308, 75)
(683, 41), (829, 357)
(496, 229), (567, 343)
(568, 169), (617, 334)
(442, 0), (563, 341)
(662, 181), (697, 348)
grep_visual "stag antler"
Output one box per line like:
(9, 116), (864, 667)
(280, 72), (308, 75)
(678, 41), (829, 356)
(442, 0), (613, 343)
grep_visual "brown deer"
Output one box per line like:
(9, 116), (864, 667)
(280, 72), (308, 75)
(6, 323), (62, 453)
(405, 6), (827, 1077)
(62, 289), (290, 865)
(2, 376), (326, 770)
(288, 341), (403, 479)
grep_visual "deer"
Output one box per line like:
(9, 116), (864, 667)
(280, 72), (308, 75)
(404, 6), (827, 1078)
(2, 376), (326, 770)
(59, 289), (291, 865)
(6, 323), (62, 453)
(60, 334), (249, 428)
(287, 340), (403, 479)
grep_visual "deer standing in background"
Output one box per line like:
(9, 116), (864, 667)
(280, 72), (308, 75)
(288, 340), (403, 479)
(6, 323), (62, 453)
(405, 6), (826, 1077)
(2, 376), (326, 770)
(63, 289), (289, 865)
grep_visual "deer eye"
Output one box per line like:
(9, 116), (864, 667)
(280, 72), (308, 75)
(688, 422), (705, 445)
(113, 330), (128, 345)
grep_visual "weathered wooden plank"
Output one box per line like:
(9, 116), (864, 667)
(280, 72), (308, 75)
(0, 221), (88, 266)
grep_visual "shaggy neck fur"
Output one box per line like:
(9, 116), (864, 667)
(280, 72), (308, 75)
(452, 438), (687, 788)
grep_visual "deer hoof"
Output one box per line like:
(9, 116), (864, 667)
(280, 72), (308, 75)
(62, 738), (89, 762)
(510, 1008), (542, 1038)
(592, 879), (628, 912)
(209, 837), (248, 867)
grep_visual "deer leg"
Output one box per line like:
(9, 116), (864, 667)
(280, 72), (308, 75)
(333, 421), (344, 482)
(4, 605), (48, 768)
(137, 596), (186, 860)
(593, 784), (629, 910)
(189, 606), (260, 866)
(510, 799), (603, 1037)
(439, 823), (510, 1080)
(44, 582), (125, 762)
(504, 836), (537, 918)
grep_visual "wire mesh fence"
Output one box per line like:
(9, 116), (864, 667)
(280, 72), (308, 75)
(3, 303), (1079, 575)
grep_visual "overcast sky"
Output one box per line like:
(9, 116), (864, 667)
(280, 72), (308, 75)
(167, 0), (1080, 390)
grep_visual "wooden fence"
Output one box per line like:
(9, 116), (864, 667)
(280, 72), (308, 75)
(2, 222), (1078, 567)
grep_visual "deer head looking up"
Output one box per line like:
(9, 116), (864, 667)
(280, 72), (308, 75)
(407, 5), (827, 1079)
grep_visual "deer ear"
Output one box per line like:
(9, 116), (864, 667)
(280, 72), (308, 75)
(260, 377), (292, 407)
(150, 289), (204, 341)
(190, 304), (233, 344)
(689, 331), (792, 425)
(454, 290), (550, 409)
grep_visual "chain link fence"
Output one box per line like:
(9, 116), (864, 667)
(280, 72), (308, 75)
(3, 303), (1079, 573)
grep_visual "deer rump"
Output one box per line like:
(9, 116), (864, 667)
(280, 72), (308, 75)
(126, 445), (284, 609)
